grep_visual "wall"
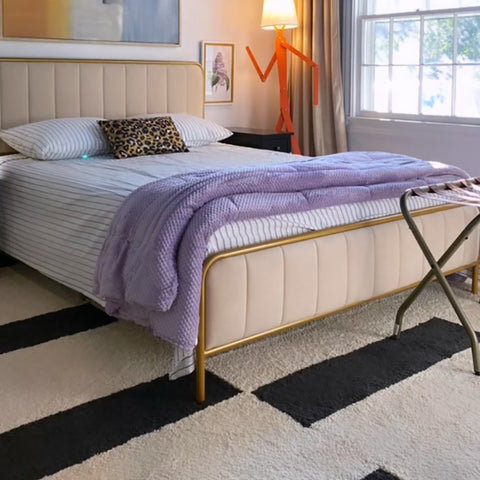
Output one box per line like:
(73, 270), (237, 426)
(0, 0), (279, 131)
(348, 118), (480, 176)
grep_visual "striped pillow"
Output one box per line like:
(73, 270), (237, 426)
(131, 113), (232, 147)
(0, 117), (111, 160)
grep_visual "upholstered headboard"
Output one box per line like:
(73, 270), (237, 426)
(0, 58), (204, 154)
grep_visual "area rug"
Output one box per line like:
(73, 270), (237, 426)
(1, 261), (479, 480)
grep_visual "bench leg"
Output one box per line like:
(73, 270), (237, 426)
(472, 263), (479, 295)
(395, 191), (480, 375)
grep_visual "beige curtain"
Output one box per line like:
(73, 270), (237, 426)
(291, 0), (347, 156)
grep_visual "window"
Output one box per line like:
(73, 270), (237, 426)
(354, 0), (480, 123)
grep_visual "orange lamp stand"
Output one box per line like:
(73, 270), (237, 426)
(246, 26), (319, 155)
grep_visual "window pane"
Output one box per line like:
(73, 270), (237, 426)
(428, 0), (480, 8)
(363, 0), (480, 14)
(392, 19), (420, 65)
(423, 16), (453, 64)
(364, 0), (426, 15)
(361, 66), (389, 112)
(456, 65), (480, 116)
(358, 1), (480, 121)
(362, 20), (389, 65)
(421, 66), (452, 115)
(392, 66), (419, 113)
(457, 15), (480, 63)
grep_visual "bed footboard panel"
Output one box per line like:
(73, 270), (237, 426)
(204, 206), (479, 351)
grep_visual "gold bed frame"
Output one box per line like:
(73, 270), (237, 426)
(196, 203), (479, 402)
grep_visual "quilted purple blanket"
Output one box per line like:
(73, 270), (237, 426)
(94, 151), (468, 349)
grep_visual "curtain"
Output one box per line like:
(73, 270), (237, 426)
(291, 0), (347, 156)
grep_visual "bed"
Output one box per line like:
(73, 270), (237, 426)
(0, 58), (478, 403)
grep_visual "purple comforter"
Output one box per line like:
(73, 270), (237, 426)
(94, 151), (468, 349)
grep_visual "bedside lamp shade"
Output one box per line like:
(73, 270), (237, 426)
(261, 0), (298, 30)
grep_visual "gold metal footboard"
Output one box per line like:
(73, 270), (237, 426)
(196, 204), (480, 403)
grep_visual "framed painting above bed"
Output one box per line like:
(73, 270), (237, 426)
(1, 0), (181, 46)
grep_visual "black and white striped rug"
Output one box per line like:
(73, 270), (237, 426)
(1, 260), (479, 480)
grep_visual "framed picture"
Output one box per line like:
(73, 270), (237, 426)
(1, 0), (180, 46)
(203, 42), (234, 104)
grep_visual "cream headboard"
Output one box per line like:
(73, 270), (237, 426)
(0, 58), (204, 154)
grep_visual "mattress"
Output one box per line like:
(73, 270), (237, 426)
(0, 143), (438, 305)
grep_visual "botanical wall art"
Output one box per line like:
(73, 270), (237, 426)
(203, 42), (234, 104)
(1, 0), (180, 45)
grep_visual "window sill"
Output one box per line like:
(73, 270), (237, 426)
(347, 116), (480, 135)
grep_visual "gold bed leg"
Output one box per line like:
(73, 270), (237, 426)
(195, 314), (206, 404)
(196, 269), (207, 403)
(195, 346), (206, 403)
(472, 263), (479, 295)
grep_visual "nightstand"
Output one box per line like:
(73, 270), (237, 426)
(222, 127), (292, 153)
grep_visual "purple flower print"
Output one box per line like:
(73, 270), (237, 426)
(211, 52), (230, 91)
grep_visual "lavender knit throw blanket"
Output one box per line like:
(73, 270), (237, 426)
(94, 151), (468, 349)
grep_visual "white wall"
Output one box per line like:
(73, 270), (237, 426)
(0, 0), (279, 131)
(348, 118), (480, 176)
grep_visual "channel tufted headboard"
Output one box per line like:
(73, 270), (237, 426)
(0, 58), (204, 154)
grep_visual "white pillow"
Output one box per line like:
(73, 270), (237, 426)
(129, 113), (232, 147)
(0, 117), (111, 160)
(171, 114), (232, 147)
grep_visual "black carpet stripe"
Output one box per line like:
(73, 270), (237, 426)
(0, 304), (116, 354)
(363, 469), (401, 479)
(0, 371), (239, 480)
(254, 318), (479, 427)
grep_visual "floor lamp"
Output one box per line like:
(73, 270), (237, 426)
(246, 0), (319, 155)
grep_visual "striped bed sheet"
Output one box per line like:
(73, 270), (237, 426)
(0, 143), (437, 307)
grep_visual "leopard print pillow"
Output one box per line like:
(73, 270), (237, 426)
(99, 116), (188, 159)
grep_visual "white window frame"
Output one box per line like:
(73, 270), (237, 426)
(351, 2), (480, 125)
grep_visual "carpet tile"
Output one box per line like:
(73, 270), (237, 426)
(0, 303), (116, 354)
(254, 318), (478, 426)
(0, 372), (239, 480)
(363, 469), (401, 480)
